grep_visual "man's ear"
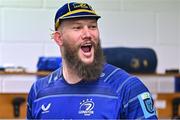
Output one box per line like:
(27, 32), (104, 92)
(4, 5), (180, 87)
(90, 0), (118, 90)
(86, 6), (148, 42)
(53, 31), (63, 46)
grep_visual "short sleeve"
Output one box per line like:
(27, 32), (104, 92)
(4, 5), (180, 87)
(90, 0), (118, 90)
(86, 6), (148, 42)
(121, 76), (158, 119)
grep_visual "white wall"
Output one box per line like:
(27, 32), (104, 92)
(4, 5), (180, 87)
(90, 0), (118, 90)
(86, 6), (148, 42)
(0, 0), (179, 73)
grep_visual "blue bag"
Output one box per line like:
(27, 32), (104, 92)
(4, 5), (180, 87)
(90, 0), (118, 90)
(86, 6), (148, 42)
(37, 57), (62, 71)
(103, 47), (157, 73)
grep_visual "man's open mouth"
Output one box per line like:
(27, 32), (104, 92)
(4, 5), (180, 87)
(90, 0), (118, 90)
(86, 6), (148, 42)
(81, 43), (92, 53)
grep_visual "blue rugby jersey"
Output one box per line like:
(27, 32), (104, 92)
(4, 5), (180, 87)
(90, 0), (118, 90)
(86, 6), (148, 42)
(27, 64), (157, 119)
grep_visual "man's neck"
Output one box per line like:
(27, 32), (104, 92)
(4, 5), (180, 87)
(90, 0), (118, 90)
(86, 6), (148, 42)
(62, 62), (82, 84)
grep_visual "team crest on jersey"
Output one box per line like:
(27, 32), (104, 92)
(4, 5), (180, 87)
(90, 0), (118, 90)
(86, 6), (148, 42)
(78, 99), (94, 116)
(144, 98), (154, 113)
(138, 92), (156, 118)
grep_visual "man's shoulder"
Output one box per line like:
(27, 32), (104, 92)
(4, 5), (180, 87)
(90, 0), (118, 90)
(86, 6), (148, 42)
(34, 67), (62, 93)
(102, 63), (132, 82)
(102, 64), (145, 93)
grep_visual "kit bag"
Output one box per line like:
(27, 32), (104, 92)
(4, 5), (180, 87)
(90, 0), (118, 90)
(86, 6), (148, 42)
(103, 47), (157, 73)
(37, 57), (62, 71)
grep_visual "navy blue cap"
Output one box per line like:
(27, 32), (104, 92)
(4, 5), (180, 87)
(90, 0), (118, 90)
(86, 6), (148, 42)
(55, 2), (101, 30)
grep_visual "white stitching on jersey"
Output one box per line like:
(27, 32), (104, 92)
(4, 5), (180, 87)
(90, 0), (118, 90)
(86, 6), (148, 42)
(34, 94), (118, 103)
(123, 95), (138, 108)
(33, 82), (37, 97)
(48, 74), (53, 84)
(116, 76), (136, 93)
(104, 68), (120, 82)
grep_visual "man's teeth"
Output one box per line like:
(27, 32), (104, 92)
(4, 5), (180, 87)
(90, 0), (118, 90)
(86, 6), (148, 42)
(84, 43), (92, 46)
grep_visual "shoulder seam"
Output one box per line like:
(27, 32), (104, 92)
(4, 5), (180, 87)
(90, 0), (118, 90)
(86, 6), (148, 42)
(33, 82), (37, 97)
(123, 95), (138, 108)
(116, 76), (136, 93)
(104, 68), (120, 82)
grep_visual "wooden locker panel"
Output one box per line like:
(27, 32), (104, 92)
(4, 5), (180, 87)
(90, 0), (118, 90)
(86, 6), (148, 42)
(156, 93), (180, 119)
(0, 94), (27, 119)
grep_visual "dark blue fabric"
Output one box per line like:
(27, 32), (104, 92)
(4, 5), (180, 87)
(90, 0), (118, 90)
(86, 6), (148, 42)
(175, 77), (180, 92)
(37, 57), (62, 71)
(103, 47), (157, 73)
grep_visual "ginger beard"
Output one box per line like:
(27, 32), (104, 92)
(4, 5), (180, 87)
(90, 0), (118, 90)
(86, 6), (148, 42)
(62, 39), (105, 81)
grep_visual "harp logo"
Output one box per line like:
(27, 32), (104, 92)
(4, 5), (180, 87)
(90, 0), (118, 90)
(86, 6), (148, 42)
(138, 92), (156, 118)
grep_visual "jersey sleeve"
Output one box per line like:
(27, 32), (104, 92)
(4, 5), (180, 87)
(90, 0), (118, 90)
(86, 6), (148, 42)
(27, 83), (37, 119)
(120, 76), (158, 119)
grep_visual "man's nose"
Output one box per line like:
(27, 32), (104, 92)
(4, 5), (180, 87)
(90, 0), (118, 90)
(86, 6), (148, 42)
(82, 26), (91, 39)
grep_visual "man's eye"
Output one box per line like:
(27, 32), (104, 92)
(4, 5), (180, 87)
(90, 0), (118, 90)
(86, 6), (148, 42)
(73, 26), (81, 30)
(89, 25), (97, 29)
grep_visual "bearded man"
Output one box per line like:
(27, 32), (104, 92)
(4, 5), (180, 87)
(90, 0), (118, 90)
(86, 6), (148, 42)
(27, 2), (158, 119)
